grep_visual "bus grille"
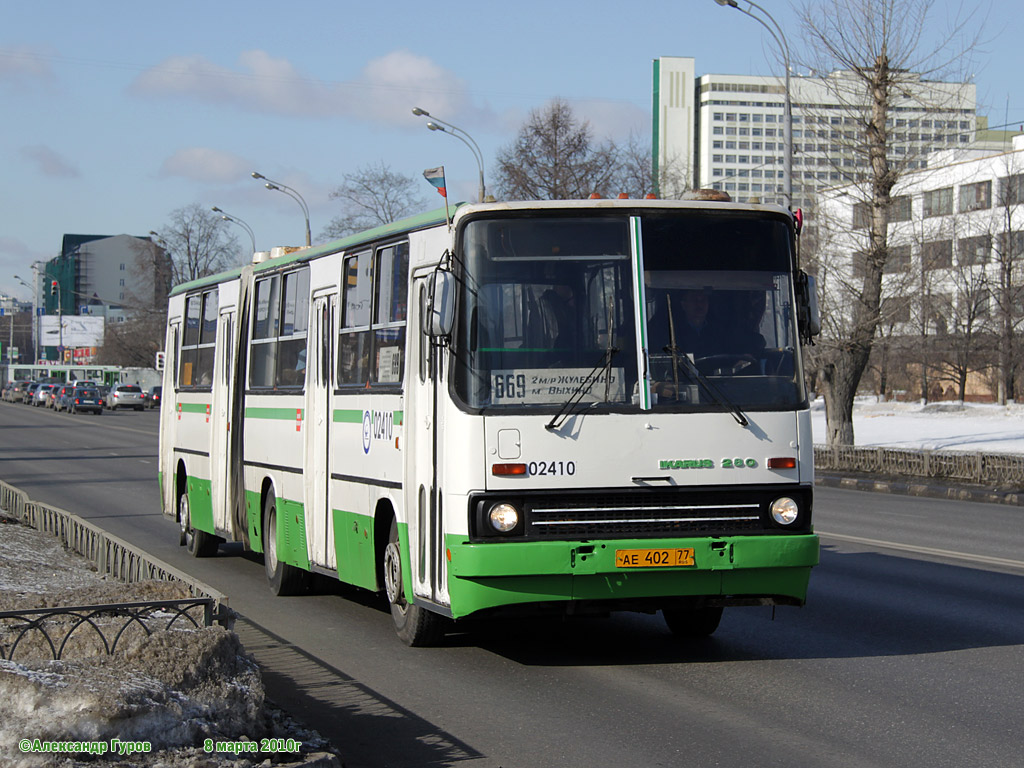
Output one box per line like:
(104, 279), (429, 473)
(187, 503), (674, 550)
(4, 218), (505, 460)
(526, 496), (765, 538)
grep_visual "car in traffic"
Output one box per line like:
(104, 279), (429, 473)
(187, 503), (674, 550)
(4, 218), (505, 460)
(34, 383), (58, 407)
(106, 384), (144, 411)
(22, 382), (41, 404)
(54, 384), (74, 412)
(145, 386), (162, 409)
(67, 387), (103, 415)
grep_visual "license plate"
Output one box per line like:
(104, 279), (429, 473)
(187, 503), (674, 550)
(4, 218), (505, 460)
(615, 548), (695, 568)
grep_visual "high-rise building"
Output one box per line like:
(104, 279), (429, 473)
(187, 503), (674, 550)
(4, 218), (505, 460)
(653, 56), (979, 209)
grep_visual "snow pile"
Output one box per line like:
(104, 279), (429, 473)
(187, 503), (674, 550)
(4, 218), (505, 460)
(0, 627), (264, 767)
(0, 517), (340, 767)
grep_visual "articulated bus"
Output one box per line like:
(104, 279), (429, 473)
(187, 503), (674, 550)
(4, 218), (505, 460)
(158, 197), (821, 645)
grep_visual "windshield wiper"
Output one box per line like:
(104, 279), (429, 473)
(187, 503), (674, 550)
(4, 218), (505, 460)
(662, 297), (747, 427)
(545, 347), (620, 431)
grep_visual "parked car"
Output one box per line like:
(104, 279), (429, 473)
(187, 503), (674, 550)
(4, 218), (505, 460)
(145, 386), (162, 409)
(106, 384), (144, 411)
(67, 387), (103, 415)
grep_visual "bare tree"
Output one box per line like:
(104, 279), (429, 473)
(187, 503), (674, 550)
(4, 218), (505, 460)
(159, 204), (240, 287)
(618, 133), (693, 200)
(493, 99), (621, 200)
(795, 0), (982, 444)
(321, 161), (429, 240)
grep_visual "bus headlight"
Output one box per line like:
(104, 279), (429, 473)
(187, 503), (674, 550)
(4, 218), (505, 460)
(488, 503), (520, 533)
(770, 497), (800, 526)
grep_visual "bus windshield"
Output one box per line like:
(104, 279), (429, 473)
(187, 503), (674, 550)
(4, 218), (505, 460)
(453, 211), (805, 412)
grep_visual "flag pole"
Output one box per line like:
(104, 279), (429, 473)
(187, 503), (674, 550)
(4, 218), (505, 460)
(423, 166), (451, 228)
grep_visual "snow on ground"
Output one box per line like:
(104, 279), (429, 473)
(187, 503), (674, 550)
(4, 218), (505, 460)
(810, 398), (1024, 454)
(0, 518), (339, 768)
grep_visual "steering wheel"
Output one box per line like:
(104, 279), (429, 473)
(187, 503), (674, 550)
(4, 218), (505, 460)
(694, 354), (756, 376)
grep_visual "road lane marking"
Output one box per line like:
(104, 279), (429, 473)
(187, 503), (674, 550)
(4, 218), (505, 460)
(818, 531), (1024, 571)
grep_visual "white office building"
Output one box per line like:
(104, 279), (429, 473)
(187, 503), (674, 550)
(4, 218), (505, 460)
(653, 56), (979, 209)
(815, 135), (1024, 344)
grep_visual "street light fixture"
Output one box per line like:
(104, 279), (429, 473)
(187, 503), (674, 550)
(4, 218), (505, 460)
(211, 207), (257, 255)
(251, 172), (311, 247)
(714, 0), (793, 210)
(413, 107), (487, 202)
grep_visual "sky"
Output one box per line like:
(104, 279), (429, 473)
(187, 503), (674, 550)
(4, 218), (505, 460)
(2, 0), (1022, 302)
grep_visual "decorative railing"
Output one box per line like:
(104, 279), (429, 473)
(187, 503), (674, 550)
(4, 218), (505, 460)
(0, 479), (231, 660)
(813, 444), (1024, 488)
(0, 598), (218, 661)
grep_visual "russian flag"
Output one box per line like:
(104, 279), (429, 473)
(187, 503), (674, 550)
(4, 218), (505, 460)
(423, 166), (447, 198)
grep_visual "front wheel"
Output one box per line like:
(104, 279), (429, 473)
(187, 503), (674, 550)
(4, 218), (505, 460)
(262, 491), (307, 596)
(383, 519), (445, 646)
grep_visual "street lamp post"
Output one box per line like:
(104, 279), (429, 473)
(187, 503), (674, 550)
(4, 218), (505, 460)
(412, 107), (487, 202)
(714, 0), (793, 210)
(13, 270), (39, 364)
(251, 172), (311, 247)
(211, 207), (257, 255)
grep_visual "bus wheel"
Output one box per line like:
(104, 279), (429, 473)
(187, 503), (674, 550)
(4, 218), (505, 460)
(662, 605), (724, 638)
(383, 518), (445, 646)
(179, 487), (217, 557)
(262, 491), (306, 596)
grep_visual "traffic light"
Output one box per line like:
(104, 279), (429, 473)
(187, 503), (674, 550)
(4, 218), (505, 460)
(50, 280), (58, 296)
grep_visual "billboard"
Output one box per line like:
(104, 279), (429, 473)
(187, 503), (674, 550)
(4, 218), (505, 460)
(40, 315), (105, 347)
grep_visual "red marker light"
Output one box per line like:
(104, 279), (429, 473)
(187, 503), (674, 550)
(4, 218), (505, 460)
(768, 457), (797, 470)
(492, 463), (528, 476)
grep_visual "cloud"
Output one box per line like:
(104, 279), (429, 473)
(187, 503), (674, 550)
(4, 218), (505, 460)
(130, 49), (471, 126)
(0, 46), (55, 86)
(160, 147), (250, 183)
(20, 145), (79, 178)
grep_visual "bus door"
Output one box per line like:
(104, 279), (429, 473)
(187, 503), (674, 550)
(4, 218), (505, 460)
(404, 276), (447, 607)
(210, 309), (235, 535)
(304, 293), (335, 569)
(160, 320), (180, 518)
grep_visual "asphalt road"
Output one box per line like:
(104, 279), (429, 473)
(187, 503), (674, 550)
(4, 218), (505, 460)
(2, 400), (1022, 768)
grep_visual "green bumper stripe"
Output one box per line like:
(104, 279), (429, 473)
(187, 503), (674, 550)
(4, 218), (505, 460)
(246, 407), (303, 420)
(334, 409), (403, 424)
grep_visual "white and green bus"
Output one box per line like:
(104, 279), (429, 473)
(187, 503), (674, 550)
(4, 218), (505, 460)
(158, 197), (821, 645)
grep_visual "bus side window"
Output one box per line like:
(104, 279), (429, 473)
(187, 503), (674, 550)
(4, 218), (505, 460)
(373, 243), (408, 386)
(338, 253), (372, 386)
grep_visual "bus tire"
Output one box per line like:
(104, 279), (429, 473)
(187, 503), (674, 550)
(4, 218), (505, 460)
(383, 518), (445, 646)
(179, 486), (218, 557)
(263, 491), (307, 596)
(662, 605), (723, 638)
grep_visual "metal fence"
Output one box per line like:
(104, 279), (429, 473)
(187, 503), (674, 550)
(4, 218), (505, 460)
(0, 478), (231, 660)
(813, 444), (1024, 488)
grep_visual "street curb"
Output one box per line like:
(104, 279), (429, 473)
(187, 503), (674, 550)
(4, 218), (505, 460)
(815, 472), (1024, 507)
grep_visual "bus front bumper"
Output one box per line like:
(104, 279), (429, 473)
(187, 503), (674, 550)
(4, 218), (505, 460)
(443, 533), (819, 619)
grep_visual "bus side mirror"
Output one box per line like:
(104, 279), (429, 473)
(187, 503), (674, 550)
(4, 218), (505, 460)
(427, 270), (455, 337)
(796, 271), (821, 340)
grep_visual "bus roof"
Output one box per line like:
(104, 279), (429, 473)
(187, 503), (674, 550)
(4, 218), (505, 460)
(169, 198), (795, 297)
(169, 204), (459, 297)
